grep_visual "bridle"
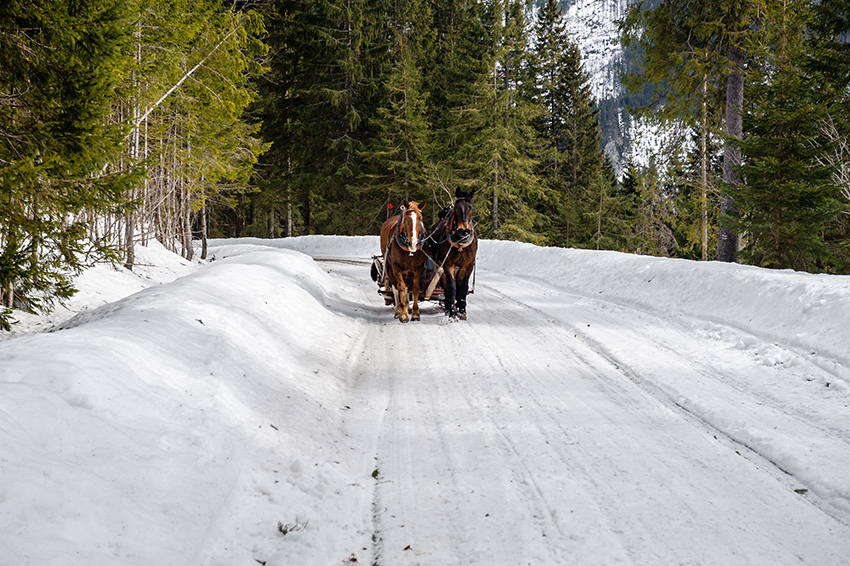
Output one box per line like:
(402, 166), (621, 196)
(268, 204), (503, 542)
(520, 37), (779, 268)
(446, 198), (475, 250)
(393, 206), (426, 254)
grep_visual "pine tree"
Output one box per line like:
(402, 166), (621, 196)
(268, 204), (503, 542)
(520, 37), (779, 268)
(114, 0), (266, 260)
(806, 0), (850, 271)
(619, 0), (756, 262)
(669, 127), (722, 260)
(358, 0), (434, 229)
(427, 0), (493, 194)
(445, 0), (543, 241)
(532, 0), (611, 248)
(0, 0), (138, 328)
(558, 41), (606, 246)
(731, 0), (842, 271)
(257, 0), (374, 235)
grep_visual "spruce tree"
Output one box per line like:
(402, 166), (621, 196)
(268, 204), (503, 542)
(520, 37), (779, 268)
(731, 0), (841, 271)
(358, 0), (434, 229)
(557, 40), (606, 246)
(263, 0), (371, 235)
(0, 0), (137, 328)
(669, 127), (722, 261)
(620, 0), (756, 262)
(532, 0), (610, 248)
(427, 0), (493, 194)
(806, 0), (850, 271)
(447, 0), (543, 241)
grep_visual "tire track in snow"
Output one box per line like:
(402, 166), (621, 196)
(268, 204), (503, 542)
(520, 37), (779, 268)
(465, 276), (850, 563)
(319, 257), (850, 565)
(481, 272), (850, 526)
(453, 290), (694, 563)
(348, 309), (574, 562)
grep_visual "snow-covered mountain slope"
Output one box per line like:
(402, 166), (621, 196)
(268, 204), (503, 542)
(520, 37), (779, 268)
(560, 0), (635, 172)
(563, 0), (627, 102)
(2, 236), (849, 565)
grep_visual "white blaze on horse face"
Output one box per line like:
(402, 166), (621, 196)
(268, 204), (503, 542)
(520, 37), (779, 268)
(407, 209), (419, 251)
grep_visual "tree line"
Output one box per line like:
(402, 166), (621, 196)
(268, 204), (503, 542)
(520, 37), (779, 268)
(1, 0), (849, 329)
(232, 0), (622, 250)
(1, 0), (265, 328)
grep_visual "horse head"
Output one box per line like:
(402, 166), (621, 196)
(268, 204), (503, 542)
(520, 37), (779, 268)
(449, 189), (475, 247)
(395, 199), (427, 253)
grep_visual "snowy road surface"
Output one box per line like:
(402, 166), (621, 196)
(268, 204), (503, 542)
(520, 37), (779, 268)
(1, 236), (849, 565)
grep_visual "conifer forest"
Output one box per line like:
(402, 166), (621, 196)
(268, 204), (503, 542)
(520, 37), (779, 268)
(1, 0), (849, 328)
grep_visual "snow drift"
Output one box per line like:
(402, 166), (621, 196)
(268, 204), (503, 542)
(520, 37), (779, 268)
(1, 236), (848, 565)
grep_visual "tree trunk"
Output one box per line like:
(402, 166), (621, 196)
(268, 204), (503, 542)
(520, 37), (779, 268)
(596, 181), (604, 250)
(718, 42), (744, 262)
(286, 154), (293, 237)
(701, 71), (708, 261)
(268, 207), (277, 239)
(200, 202), (208, 260)
(492, 156), (500, 233)
(183, 185), (193, 261)
(124, 24), (142, 270)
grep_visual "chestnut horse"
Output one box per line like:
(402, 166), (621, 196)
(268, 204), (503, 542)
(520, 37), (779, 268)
(426, 189), (478, 320)
(379, 199), (428, 322)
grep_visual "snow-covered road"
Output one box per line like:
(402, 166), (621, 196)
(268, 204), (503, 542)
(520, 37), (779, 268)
(2, 236), (849, 565)
(320, 250), (850, 566)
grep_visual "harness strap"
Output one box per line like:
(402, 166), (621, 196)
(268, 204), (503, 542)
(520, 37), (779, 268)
(392, 210), (427, 254)
(449, 227), (474, 250)
(421, 246), (450, 301)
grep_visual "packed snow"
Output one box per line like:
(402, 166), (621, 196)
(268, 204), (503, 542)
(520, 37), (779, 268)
(1, 236), (849, 566)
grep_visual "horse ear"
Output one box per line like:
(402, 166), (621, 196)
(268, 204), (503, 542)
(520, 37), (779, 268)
(401, 199), (410, 209)
(419, 200), (426, 210)
(455, 188), (462, 198)
(469, 188), (475, 199)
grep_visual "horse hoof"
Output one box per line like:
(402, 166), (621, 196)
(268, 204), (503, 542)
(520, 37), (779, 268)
(458, 312), (467, 321)
(399, 313), (410, 323)
(412, 313), (420, 321)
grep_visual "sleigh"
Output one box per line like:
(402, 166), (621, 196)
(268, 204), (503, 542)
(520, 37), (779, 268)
(370, 255), (444, 305)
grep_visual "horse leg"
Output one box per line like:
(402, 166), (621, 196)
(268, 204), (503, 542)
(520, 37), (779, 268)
(411, 272), (421, 321)
(397, 279), (410, 323)
(443, 271), (457, 318)
(385, 261), (399, 314)
(456, 274), (470, 320)
(391, 285), (400, 318)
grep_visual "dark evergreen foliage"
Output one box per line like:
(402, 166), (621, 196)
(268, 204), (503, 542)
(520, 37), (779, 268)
(0, 0), (138, 328)
(731, 0), (843, 271)
(13, 0), (850, 329)
(620, 0), (850, 272)
(1, 0), (266, 327)
(237, 0), (616, 245)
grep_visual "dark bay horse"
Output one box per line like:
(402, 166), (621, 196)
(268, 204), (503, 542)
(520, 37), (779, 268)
(379, 199), (428, 322)
(426, 189), (478, 320)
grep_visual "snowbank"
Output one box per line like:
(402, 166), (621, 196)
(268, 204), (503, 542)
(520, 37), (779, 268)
(225, 236), (850, 368)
